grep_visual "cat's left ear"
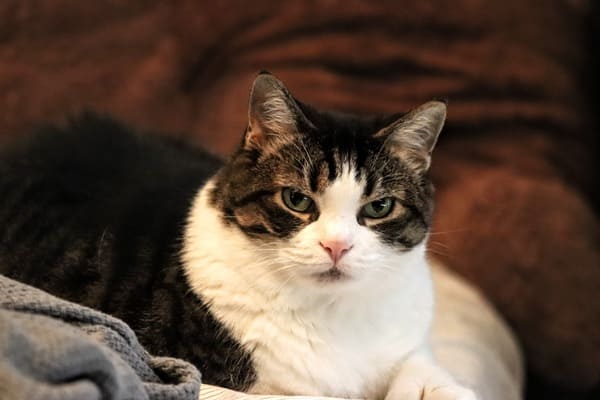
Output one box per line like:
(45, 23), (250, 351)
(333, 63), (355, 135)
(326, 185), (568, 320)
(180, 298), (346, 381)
(245, 72), (312, 151)
(376, 101), (447, 174)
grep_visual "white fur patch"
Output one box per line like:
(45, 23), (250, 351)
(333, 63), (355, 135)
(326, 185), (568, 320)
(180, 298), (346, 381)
(183, 170), (435, 398)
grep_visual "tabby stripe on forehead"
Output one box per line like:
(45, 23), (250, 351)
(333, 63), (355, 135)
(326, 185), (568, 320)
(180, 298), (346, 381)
(354, 142), (369, 174)
(325, 149), (337, 181)
(364, 172), (377, 197)
(309, 163), (320, 193)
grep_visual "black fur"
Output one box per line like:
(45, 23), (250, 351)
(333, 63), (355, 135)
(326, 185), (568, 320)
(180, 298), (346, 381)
(0, 114), (257, 390)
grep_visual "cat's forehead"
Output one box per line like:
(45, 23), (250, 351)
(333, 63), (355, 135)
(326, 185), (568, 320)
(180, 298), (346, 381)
(318, 164), (366, 212)
(268, 144), (409, 205)
(270, 126), (411, 196)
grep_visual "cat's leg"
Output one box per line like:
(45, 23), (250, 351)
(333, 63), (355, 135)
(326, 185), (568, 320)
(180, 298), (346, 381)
(386, 349), (477, 400)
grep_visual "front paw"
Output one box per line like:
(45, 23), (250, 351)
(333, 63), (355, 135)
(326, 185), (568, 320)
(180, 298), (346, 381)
(422, 384), (477, 400)
(386, 381), (477, 400)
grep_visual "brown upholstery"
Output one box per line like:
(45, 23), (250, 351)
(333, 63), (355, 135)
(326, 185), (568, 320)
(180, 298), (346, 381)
(1, 1), (598, 398)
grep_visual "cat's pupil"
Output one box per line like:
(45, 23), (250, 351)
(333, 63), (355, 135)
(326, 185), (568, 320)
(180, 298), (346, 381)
(290, 192), (307, 205)
(371, 199), (387, 212)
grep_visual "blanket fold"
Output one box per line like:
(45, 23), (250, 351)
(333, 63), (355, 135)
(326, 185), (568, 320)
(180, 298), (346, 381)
(0, 274), (201, 400)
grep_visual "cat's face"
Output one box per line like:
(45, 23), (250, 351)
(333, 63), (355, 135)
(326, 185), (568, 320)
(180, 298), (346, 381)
(211, 73), (445, 290)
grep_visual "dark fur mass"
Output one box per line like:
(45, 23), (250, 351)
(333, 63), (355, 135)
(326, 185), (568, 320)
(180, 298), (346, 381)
(0, 114), (257, 390)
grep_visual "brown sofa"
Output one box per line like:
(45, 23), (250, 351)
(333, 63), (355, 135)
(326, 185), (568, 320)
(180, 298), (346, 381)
(0, 1), (598, 399)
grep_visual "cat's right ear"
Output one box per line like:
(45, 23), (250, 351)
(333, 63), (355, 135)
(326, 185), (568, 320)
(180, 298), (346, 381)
(245, 73), (311, 150)
(375, 101), (447, 174)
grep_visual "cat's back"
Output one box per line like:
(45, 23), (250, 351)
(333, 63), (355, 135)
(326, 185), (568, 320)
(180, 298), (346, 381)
(0, 113), (222, 206)
(0, 115), (259, 389)
(0, 113), (222, 305)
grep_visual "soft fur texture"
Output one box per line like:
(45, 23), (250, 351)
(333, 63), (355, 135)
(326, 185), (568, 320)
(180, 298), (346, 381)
(184, 180), (435, 398)
(0, 74), (476, 399)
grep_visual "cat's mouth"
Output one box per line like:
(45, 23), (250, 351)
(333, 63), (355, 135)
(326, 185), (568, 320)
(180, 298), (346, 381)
(313, 267), (350, 283)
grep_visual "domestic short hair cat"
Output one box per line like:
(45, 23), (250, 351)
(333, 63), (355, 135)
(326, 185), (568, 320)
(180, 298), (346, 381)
(0, 73), (475, 399)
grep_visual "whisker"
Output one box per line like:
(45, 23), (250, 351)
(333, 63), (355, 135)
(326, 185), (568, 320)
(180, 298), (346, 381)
(427, 240), (449, 249)
(426, 249), (449, 257)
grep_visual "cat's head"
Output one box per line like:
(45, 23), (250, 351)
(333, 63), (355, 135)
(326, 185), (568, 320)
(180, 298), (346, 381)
(211, 72), (445, 290)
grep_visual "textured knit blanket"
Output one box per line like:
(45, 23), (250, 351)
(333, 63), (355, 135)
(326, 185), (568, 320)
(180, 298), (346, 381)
(0, 274), (201, 400)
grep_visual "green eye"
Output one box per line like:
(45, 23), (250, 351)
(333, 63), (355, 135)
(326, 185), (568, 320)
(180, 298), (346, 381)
(282, 188), (314, 213)
(361, 198), (394, 219)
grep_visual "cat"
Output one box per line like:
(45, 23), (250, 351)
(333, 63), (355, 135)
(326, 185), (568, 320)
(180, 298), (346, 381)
(0, 72), (475, 400)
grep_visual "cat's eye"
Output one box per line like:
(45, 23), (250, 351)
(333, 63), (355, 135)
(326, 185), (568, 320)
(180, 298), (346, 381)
(282, 188), (314, 213)
(361, 198), (394, 219)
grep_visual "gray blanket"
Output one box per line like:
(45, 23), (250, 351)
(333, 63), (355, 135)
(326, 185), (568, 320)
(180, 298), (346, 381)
(0, 274), (201, 400)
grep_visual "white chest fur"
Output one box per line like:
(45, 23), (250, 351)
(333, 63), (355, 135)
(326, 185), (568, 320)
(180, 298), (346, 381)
(183, 182), (435, 399)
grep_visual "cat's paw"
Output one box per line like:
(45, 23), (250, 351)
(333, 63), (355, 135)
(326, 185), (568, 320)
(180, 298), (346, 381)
(386, 381), (477, 400)
(386, 352), (478, 400)
(422, 384), (477, 400)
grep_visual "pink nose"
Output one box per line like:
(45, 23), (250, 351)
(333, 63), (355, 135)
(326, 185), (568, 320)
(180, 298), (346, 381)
(320, 240), (353, 263)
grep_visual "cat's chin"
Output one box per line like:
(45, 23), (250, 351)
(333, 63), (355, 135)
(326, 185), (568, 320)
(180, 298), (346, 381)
(312, 267), (351, 283)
